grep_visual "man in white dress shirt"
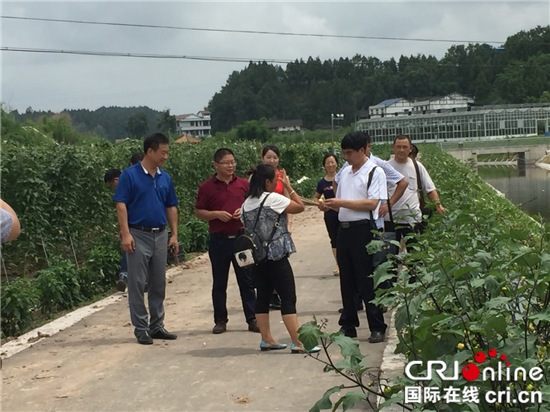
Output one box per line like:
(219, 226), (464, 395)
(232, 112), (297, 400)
(323, 132), (388, 343)
(387, 135), (445, 245)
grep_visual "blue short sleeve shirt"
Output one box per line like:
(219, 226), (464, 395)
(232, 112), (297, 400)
(113, 162), (178, 227)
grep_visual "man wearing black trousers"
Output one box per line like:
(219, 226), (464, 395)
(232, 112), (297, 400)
(323, 132), (388, 343)
(195, 148), (259, 335)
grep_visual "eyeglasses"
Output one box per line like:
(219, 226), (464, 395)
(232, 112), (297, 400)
(218, 161), (237, 166)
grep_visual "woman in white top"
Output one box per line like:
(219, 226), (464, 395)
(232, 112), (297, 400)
(241, 164), (320, 354)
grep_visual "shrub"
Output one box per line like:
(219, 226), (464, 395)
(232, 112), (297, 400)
(1, 277), (41, 336)
(179, 216), (210, 253)
(34, 257), (82, 314)
(84, 236), (123, 290)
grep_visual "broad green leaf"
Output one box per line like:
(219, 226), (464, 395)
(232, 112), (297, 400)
(529, 309), (550, 323)
(340, 391), (367, 411)
(298, 321), (327, 351)
(309, 385), (343, 412)
(484, 296), (511, 309)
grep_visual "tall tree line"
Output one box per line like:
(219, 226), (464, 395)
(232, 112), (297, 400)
(209, 26), (550, 132)
(10, 106), (176, 142)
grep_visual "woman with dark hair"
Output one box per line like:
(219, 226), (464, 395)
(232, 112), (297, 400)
(314, 154), (340, 276)
(241, 163), (320, 354)
(261, 145), (290, 310)
(261, 145), (286, 195)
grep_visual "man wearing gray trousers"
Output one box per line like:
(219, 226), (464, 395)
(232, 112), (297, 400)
(113, 133), (180, 345)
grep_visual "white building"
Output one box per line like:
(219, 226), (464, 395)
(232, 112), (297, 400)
(369, 98), (412, 118)
(267, 119), (303, 134)
(176, 110), (211, 138)
(412, 93), (474, 113)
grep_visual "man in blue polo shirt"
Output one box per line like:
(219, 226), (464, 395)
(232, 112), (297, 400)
(113, 133), (179, 345)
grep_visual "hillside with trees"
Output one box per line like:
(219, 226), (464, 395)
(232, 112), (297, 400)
(9, 106), (176, 142)
(4, 26), (549, 138)
(209, 25), (550, 132)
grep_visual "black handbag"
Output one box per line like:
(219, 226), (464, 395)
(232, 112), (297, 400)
(367, 167), (399, 268)
(234, 193), (281, 268)
(412, 158), (432, 225)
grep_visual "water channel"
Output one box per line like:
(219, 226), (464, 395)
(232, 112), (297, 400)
(477, 165), (550, 222)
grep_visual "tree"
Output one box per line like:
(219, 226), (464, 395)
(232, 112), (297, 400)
(157, 110), (176, 135)
(539, 91), (550, 103)
(474, 71), (491, 104)
(236, 119), (271, 142)
(126, 111), (149, 138)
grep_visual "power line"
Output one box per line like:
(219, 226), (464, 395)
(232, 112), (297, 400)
(3, 47), (546, 69)
(1, 15), (505, 45)
(0, 47), (294, 64)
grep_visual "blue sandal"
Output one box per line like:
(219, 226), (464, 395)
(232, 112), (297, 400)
(290, 343), (321, 354)
(260, 340), (288, 351)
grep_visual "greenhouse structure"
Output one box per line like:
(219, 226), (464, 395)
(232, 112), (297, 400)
(355, 104), (550, 144)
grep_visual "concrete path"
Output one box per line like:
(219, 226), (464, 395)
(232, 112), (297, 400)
(1, 207), (394, 412)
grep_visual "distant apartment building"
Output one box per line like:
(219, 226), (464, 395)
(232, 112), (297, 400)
(369, 98), (412, 118)
(367, 93), (474, 118)
(176, 110), (211, 138)
(267, 119), (303, 134)
(412, 93), (474, 113)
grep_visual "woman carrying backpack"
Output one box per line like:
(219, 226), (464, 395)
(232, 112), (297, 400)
(241, 163), (320, 354)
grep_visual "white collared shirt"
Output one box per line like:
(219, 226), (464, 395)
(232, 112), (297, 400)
(335, 154), (404, 186)
(140, 163), (161, 176)
(335, 158), (387, 224)
(386, 158), (436, 224)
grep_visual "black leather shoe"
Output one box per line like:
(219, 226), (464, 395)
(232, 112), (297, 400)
(213, 321), (227, 334)
(368, 331), (385, 343)
(339, 327), (357, 338)
(136, 331), (153, 345)
(116, 278), (127, 292)
(248, 319), (260, 333)
(151, 327), (177, 340)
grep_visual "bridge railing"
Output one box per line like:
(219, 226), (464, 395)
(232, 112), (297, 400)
(439, 136), (550, 151)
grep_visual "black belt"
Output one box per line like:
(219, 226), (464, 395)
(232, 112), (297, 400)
(129, 224), (166, 233)
(340, 219), (370, 229)
(210, 233), (237, 239)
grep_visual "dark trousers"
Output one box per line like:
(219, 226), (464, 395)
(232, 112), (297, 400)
(396, 222), (425, 247)
(337, 223), (387, 334)
(120, 251), (128, 274)
(324, 215), (340, 249)
(208, 234), (256, 324)
(253, 257), (297, 315)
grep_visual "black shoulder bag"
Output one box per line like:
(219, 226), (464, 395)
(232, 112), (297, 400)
(234, 193), (281, 268)
(367, 167), (399, 268)
(411, 159), (432, 228)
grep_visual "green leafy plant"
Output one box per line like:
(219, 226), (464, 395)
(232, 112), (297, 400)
(305, 147), (550, 412)
(34, 257), (83, 314)
(0, 277), (41, 336)
(84, 236), (122, 290)
(298, 317), (406, 412)
(180, 216), (210, 253)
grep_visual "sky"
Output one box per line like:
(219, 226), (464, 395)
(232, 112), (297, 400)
(1, 1), (549, 117)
